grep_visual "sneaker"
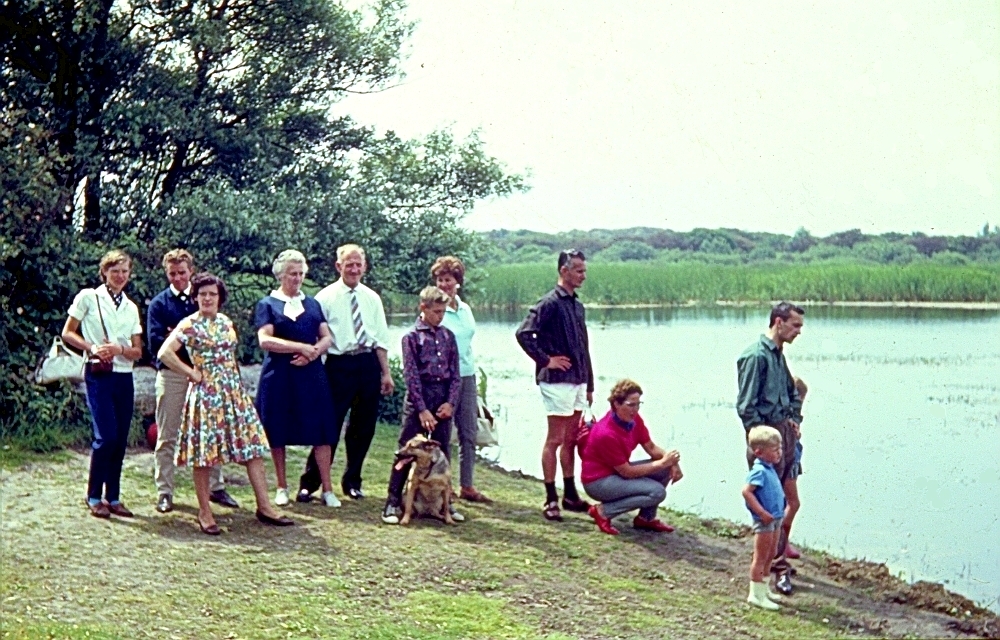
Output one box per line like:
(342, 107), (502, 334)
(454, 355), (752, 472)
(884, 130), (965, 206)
(381, 502), (401, 525)
(321, 491), (342, 508)
(449, 506), (465, 523)
(274, 488), (290, 506)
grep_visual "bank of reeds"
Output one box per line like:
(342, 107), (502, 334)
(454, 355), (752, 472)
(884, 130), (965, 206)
(476, 262), (1000, 308)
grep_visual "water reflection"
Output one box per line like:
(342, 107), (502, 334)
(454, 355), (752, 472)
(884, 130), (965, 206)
(386, 305), (1000, 612)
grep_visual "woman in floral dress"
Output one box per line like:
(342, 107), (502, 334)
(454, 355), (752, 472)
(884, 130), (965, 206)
(158, 272), (293, 535)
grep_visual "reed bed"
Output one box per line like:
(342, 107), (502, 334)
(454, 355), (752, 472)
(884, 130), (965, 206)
(475, 262), (1000, 308)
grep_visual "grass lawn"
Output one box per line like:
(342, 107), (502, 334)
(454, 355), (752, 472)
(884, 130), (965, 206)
(1, 425), (993, 640)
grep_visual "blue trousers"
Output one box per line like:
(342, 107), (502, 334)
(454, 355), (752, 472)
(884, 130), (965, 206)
(583, 460), (671, 520)
(84, 371), (134, 503)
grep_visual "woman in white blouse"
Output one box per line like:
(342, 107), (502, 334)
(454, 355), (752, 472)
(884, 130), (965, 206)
(61, 250), (144, 519)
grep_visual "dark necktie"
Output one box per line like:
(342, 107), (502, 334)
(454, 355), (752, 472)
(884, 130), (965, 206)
(177, 292), (188, 304)
(111, 291), (124, 308)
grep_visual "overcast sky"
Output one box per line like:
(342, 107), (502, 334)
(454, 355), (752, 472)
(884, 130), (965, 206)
(337, 1), (999, 237)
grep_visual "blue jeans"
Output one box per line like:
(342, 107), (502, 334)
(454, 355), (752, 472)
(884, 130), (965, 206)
(84, 371), (134, 503)
(583, 460), (672, 520)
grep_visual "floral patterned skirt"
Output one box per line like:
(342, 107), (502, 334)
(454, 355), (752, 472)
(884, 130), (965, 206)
(176, 368), (269, 467)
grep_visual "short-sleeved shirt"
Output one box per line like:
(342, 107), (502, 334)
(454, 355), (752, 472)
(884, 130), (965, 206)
(745, 459), (786, 522)
(440, 295), (476, 377)
(67, 285), (142, 373)
(580, 411), (651, 484)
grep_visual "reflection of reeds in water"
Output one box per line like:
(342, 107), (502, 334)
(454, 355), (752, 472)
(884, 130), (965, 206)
(796, 353), (996, 366)
(478, 262), (1000, 308)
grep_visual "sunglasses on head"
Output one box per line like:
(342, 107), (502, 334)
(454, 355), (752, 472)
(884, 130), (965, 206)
(558, 249), (585, 269)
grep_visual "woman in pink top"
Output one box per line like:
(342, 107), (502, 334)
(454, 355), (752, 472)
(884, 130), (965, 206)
(579, 379), (683, 535)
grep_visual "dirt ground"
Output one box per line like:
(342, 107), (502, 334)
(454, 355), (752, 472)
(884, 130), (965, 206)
(1, 446), (998, 640)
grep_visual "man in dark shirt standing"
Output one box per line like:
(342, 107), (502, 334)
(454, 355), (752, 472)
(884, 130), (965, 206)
(516, 249), (594, 521)
(147, 249), (238, 513)
(736, 301), (805, 594)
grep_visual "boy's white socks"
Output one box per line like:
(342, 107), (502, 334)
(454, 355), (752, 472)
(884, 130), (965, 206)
(747, 581), (780, 610)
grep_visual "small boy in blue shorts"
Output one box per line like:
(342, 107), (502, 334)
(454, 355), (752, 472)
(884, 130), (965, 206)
(742, 425), (787, 610)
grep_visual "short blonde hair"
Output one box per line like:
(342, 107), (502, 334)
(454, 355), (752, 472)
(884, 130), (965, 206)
(794, 377), (808, 400)
(608, 379), (643, 407)
(272, 249), (308, 277)
(419, 286), (450, 307)
(747, 426), (782, 449)
(336, 243), (366, 264)
(430, 256), (466, 285)
(99, 250), (131, 281)
(161, 249), (193, 271)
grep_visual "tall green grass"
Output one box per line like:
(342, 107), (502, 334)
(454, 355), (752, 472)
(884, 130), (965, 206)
(476, 262), (1000, 307)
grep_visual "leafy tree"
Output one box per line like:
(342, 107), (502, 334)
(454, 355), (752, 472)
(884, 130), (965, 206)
(593, 240), (657, 262)
(789, 227), (817, 253)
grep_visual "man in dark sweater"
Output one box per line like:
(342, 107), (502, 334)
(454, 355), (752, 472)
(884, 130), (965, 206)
(516, 249), (594, 521)
(147, 249), (237, 513)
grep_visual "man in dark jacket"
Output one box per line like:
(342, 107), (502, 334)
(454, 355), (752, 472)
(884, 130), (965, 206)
(516, 249), (594, 521)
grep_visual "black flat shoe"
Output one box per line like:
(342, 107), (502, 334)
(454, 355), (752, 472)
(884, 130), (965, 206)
(255, 510), (294, 527)
(199, 519), (221, 536)
(295, 489), (313, 503)
(156, 494), (174, 513)
(775, 573), (794, 595)
(344, 487), (365, 500)
(561, 497), (591, 513)
(209, 490), (240, 509)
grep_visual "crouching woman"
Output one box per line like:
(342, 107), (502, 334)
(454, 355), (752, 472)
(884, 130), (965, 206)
(579, 379), (682, 535)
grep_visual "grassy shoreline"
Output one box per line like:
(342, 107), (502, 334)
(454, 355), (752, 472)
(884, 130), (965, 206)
(474, 262), (1000, 309)
(2, 427), (998, 640)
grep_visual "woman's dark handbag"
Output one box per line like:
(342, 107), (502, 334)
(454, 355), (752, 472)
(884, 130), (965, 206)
(87, 291), (115, 375)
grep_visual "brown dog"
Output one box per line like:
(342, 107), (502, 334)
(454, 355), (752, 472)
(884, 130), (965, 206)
(393, 435), (454, 525)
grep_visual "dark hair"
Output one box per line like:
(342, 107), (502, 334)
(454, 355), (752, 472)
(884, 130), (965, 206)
(557, 249), (586, 270)
(769, 301), (805, 327)
(190, 272), (228, 307)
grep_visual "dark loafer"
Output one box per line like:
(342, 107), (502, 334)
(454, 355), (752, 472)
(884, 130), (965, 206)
(561, 497), (591, 513)
(209, 490), (240, 509)
(344, 487), (365, 500)
(156, 494), (174, 513)
(295, 489), (313, 503)
(255, 510), (294, 527)
(105, 501), (134, 518)
(199, 519), (221, 536)
(88, 500), (111, 519)
(775, 572), (794, 595)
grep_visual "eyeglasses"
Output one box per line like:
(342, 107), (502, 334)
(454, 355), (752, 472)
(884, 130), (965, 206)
(622, 400), (643, 408)
(558, 249), (586, 269)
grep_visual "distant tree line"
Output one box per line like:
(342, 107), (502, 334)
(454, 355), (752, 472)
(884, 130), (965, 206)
(483, 226), (1000, 266)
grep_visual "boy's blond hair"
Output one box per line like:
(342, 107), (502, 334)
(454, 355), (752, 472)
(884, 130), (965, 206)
(793, 377), (808, 400)
(161, 248), (194, 270)
(747, 425), (782, 450)
(418, 286), (450, 307)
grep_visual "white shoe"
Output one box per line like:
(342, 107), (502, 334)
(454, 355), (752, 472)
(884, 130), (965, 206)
(747, 581), (780, 611)
(765, 587), (784, 602)
(321, 491), (341, 508)
(274, 488), (290, 506)
(450, 506), (465, 523)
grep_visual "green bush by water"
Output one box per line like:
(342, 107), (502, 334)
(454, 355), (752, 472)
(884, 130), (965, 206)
(477, 262), (1000, 307)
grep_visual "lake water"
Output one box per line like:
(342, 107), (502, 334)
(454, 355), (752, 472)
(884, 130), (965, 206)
(386, 306), (1000, 612)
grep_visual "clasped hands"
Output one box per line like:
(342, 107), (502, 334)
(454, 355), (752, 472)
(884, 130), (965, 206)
(419, 403), (453, 432)
(291, 342), (324, 367)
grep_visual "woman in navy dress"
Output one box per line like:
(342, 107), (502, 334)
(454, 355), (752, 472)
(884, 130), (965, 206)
(255, 250), (340, 507)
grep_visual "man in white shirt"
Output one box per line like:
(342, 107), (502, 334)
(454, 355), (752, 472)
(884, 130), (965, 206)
(298, 244), (396, 501)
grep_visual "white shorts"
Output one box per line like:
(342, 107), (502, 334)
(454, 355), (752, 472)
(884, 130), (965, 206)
(539, 382), (588, 417)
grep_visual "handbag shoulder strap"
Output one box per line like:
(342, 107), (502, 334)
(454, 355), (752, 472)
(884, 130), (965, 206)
(94, 292), (110, 342)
